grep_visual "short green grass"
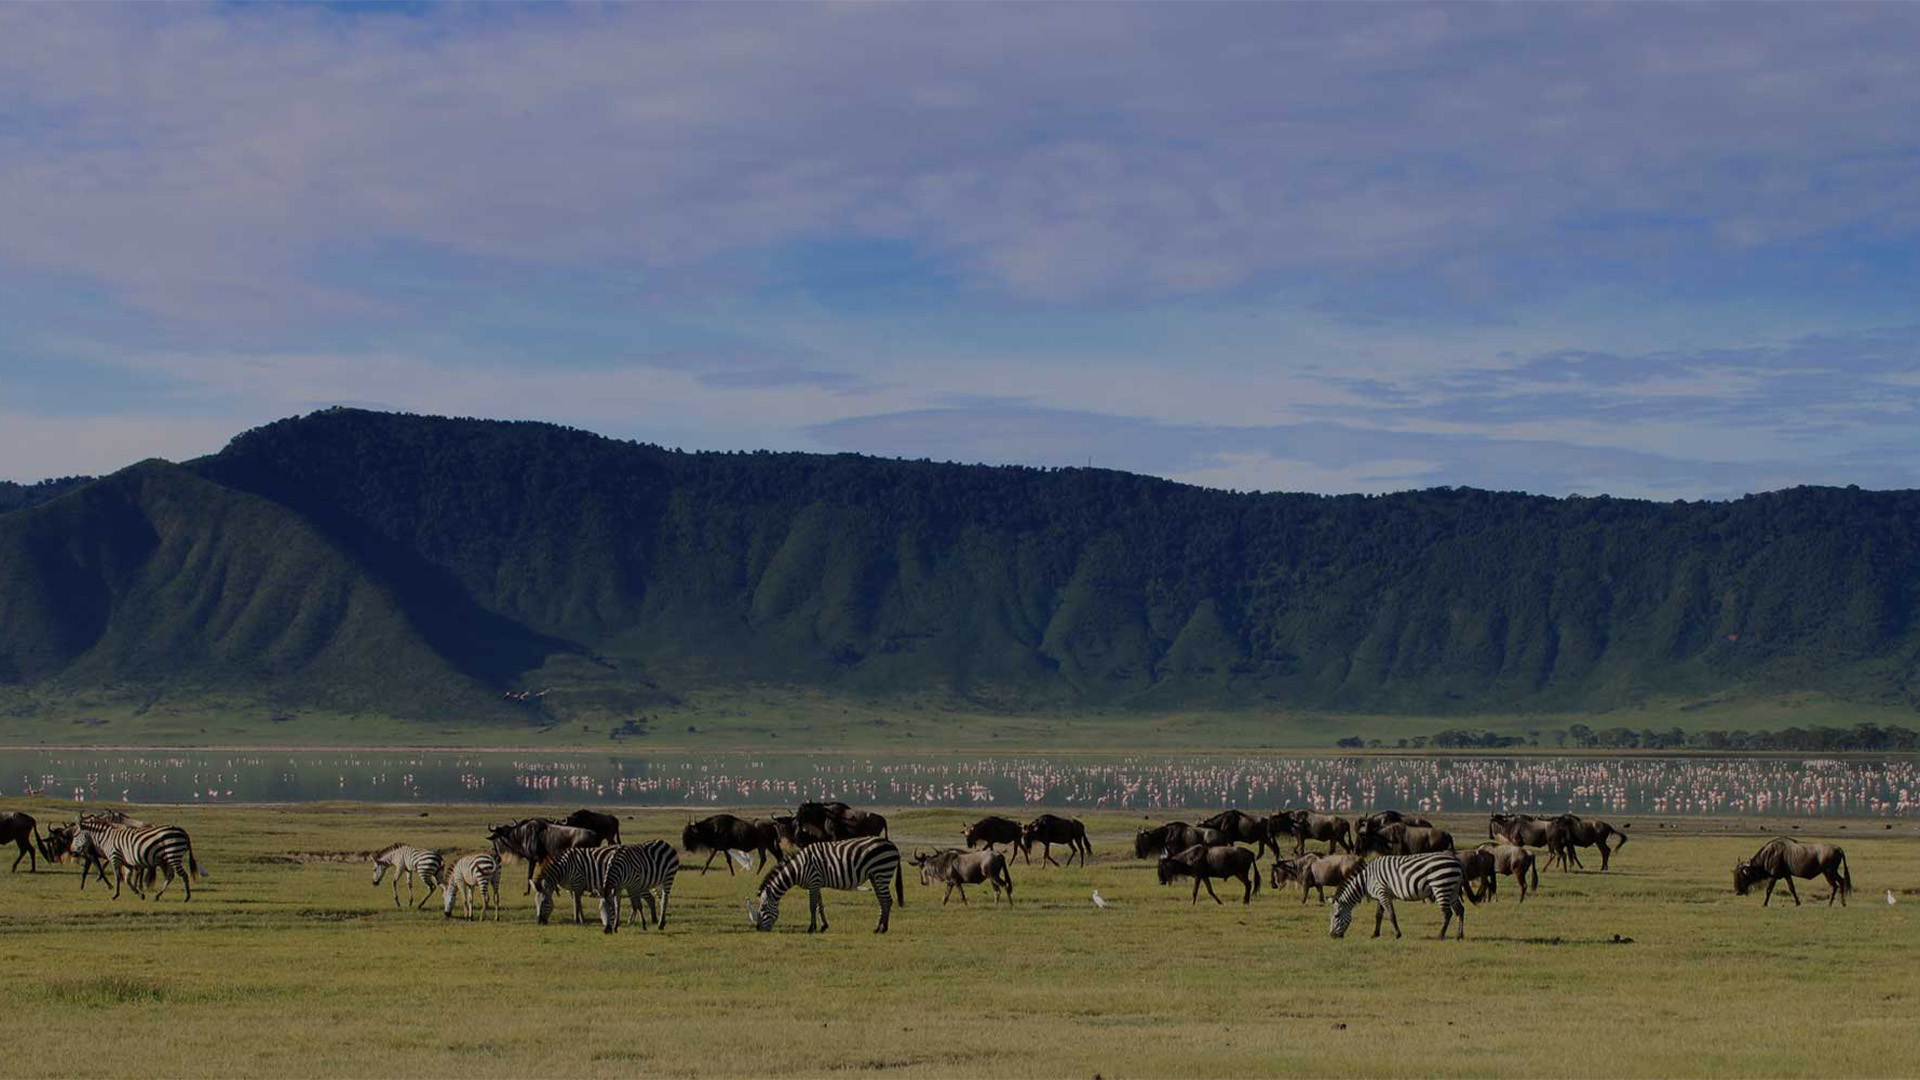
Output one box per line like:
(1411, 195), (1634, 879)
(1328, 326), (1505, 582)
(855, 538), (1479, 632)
(4, 684), (1910, 751)
(1, 802), (1916, 1077)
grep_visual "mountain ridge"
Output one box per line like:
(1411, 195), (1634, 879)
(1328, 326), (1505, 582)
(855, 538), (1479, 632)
(4, 407), (1918, 727)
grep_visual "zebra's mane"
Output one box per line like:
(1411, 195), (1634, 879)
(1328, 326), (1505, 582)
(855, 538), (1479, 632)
(372, 842), (407, 860)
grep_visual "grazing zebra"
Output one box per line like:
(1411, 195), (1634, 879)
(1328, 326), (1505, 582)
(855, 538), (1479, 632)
(1329, 851), (1469, 940)
(70, 818), (203, 901)
(441, 852), (503, 922)
(746, 837), (902, 934)
(532, 845), (666, 933)
(372, 844), (444, 910)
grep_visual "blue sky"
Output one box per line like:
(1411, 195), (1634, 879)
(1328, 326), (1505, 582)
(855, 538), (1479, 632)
(2, 2), (1918, 497)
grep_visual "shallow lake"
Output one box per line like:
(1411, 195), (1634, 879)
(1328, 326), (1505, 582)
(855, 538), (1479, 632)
(3, 750), (1915, 816)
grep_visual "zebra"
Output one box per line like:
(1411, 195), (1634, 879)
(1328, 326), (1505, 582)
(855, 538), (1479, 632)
(745, 837), (902, 934)
(609, 840), (681, 931)
(441, 852), (503, 922)
(372, 844), (444, 910)
(70, 818), (202, 901)
(1329, 851), (1469, 940)
(532, 845), (651, 933)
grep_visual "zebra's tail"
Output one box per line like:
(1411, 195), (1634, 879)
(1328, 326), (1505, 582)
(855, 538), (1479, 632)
(895, 860), (906, 908)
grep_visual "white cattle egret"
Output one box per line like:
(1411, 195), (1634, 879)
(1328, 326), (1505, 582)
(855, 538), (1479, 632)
(1889, 890), (1898, 906)
(732, 849), (754, 869)
(1091, 890), (1108, 909)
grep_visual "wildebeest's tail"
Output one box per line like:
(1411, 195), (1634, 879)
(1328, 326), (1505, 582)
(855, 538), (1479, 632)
(1840, 849), (1852, 899)
(1529, 856), (1539, 891)
(1614, 824), (1629, 848)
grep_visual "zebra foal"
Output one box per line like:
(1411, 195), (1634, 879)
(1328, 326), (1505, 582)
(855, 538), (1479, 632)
(746, 837), (903, 934)
(1329, 851), (1469, 940)
(442, 852), (503, 921)
(372, 844), (444, 910)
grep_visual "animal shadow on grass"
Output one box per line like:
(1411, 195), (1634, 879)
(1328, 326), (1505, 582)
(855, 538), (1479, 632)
(1480, 934), (1636, 947)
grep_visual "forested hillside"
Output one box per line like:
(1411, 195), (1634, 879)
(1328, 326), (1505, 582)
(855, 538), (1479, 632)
(4, 408), (1918, 725)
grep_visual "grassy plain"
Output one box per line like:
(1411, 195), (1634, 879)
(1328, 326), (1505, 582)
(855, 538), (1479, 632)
(3, 685), (1909, 752)
(1, 802), (1916, 1078)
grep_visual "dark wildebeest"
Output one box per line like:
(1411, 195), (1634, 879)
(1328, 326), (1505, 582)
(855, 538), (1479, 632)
(1019, 814), (1092, 868)
(1134, 822), (1225, 859)
(487, 817), (609, 895)
(563, 809), (622, 845)
(681, 814), (784, 875)
(1269, 852), (1365, 904)
(1734, 837), (1853, 907)
(1272, 811), (1355, 856)
(1358, 820), (1455, 856)
(771, 814), (821, 849)
(912, 848), (1015, 905)
(1198, 810), (1286, 861)
(962, 816), (1024, 854)
(1470, 842), (1536, 900)
(1488, 812), (1557, 848)
(1360, 810), (1433, 831)
(794, 801), (889, 842)
(2, 811), (43, 873)
(1544, 814), (1628, 872)
(45, 824), (113, 887)
(1158, 843), (1262, 905)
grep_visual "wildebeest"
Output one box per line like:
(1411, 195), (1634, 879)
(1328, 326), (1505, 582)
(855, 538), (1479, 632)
(1734, 837), (1852, 907)
(487, 817), (610, 895)
(1469, 842), (1536, 901)
(562, 809), (622, 845)
(912, 848), (1015, 905)
(1273, 810), (1355, 856)
(1158, 843), (1261, 904)
(1361, 810), (1433, 830)
(1019, 814), (1092, 868)
(793, 801), (890, 843)
(962, 815), (1024, 853)
(1134, 822), (1225, 859)
(1357, 820), (1455, 856)
(682, 814), (784, 874)
(1269, 852), (1364, 904)
(2, 811), (42, 873)
(1488, 812), (1557, 848)
(1198, 810), (1286, 860)
(1544, 815), (1628, 872)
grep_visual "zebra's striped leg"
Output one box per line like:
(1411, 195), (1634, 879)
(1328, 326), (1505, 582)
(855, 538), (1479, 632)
(110, 859), (125, 901)
(392, 874), (403, 909)
(151, 865), (174, 901)
(655, 880), (672, 930)
(811, 885), (826, 933)
(873, 877), (892, 934)
(1384, 899), (1403, 938)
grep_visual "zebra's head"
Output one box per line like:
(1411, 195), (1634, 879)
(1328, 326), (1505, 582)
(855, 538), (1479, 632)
(745, 892), (777, 932)
(533, 886), (554, 925)
(1329, 876), (1365, 939)
(442, 879), (458, 918)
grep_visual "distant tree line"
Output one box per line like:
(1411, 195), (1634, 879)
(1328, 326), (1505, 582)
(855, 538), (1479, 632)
(1336, 723), (1920, 752)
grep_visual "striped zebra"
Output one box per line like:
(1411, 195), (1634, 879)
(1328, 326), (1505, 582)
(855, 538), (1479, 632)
(531, 841), (681, 933)
(612, 840), (681, 931)
(441, 852), (503, 922)
(1329, 851), (1469, 940)
(746, 837), (902, 934)
(70, 818), (203, 901)
(372, 844), (444, 910)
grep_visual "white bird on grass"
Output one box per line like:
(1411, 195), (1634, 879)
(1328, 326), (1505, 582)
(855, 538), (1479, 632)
(1889, 890), (1898, 906)
(1091, 890), (1108, 909)
(731, 849), (754, 870)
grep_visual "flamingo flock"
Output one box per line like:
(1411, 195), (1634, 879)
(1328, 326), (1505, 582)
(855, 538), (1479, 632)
(4, 750), (1916, 817)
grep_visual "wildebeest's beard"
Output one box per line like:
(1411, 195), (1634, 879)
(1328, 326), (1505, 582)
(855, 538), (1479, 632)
(1732, 862), (1757, 895)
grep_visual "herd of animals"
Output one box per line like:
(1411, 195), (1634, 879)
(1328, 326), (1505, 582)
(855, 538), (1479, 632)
(0, 802), (1862, 939)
